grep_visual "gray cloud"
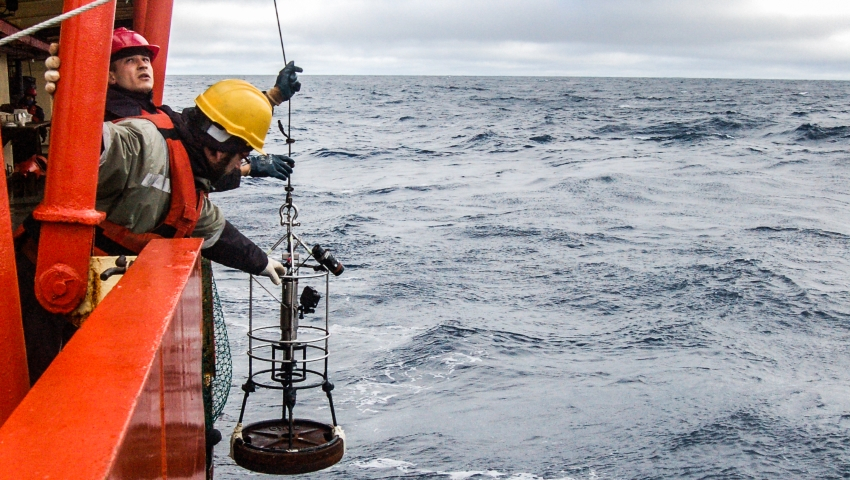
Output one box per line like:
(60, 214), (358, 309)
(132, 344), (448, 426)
(168, 0), (850, 78)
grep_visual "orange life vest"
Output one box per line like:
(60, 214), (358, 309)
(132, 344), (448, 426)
(94, 113), (203, 255)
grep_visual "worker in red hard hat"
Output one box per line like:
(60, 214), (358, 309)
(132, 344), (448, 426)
(104, 27), (300, 191)
(105, 27), (160, 121)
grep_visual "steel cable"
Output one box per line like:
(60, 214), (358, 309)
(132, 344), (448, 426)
(0, 0), (113, 47)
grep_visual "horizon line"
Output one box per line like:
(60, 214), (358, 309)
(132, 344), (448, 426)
(165, 73), (850, 82)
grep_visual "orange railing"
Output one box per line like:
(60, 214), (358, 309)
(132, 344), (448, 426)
(0, 1), (208, 476)
(0, 239), (206, 479)
(0, 150), (28, 426)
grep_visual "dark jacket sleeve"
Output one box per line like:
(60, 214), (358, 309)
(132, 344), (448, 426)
(212, 169), (242, 192)
(201, 221), (268, 275)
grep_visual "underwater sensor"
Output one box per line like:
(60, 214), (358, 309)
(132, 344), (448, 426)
(312, 244), (344, 276)
(231, 181), (345, 475)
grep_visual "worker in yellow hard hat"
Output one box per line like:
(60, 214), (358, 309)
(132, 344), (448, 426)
(16, 79), (294, 386)
(94, 79), (286, 278)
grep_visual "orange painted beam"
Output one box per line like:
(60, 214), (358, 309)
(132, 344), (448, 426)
(132, 0), (149, 34)
(139, 0), (174, 105)
(32, 0), (116, 313)
(0, 133), (29, 426)
(0, 239), (205, 479)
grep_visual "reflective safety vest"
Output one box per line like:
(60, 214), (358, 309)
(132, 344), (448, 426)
(94, 113), (203, 256)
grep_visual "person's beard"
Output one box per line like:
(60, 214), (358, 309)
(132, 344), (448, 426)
(207, 152), (238, 184)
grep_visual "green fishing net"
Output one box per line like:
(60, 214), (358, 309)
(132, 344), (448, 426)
(202, 259), (232, 430)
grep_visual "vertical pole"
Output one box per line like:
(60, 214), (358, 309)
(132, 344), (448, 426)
(0, 134), (29, 425)
(132, 0), (149, 34)
(139, 0), (174, 105)
(32, 0), (115, 313)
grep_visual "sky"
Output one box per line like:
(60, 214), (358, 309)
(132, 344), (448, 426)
(168, 0), (850, 79)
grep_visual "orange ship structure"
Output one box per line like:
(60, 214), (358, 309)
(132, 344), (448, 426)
(0, 0), (211, 477)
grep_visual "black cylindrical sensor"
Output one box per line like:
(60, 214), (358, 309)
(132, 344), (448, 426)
(312, 244), (344, 276)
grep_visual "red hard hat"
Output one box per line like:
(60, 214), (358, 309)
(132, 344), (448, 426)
(111, 27), (160, 61)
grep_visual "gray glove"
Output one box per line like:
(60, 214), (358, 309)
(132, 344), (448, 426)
(259, 258), (286, 285)
(249, 154), (294, 181)
(273, 61), (302, 103)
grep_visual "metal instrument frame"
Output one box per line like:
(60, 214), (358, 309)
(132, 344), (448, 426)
(237, 183), (340, 450)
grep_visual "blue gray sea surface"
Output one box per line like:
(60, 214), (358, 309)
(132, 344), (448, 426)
(164, 76), (850, 479)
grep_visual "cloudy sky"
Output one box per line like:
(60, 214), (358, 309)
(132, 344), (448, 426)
(168, 0), (850, 79)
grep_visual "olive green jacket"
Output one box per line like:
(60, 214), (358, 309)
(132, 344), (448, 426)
(98, 118), (225, 247)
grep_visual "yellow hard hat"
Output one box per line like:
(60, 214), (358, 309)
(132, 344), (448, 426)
(195, 79), (272, 154)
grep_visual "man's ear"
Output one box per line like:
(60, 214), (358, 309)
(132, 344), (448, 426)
(107, 69), (116, 85)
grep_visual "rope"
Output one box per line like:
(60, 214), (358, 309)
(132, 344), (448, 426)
(272, 0), (294, 177)
(273, 0), (287, 64)
(0, 0), (112, 48)
(272, 0), (293, 159)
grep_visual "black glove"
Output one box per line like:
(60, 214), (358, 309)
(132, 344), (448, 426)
(249, 154), (294, 181)
(274, 61), (303, 102)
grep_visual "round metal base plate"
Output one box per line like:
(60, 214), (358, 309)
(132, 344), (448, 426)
(232, 419), (344, 475)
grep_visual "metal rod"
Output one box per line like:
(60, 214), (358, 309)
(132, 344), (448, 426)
(237, 390), (250, 424)
(288, 100), (292, 157)
(248, 275), (253, 377)
(324, 274), (330, 374)
(250, 275), (282, 305)
(289, 232), (314, 259)
(326, 389), (338, 427)
(301, 347), (307, 381)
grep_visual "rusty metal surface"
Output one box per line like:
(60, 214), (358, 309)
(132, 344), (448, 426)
(68, 255), (137, 325)
(0, 135), (29, 427)
(233, 419), (345, 475)
(0, 238), (205, 479)
(32, 0), (115, 313)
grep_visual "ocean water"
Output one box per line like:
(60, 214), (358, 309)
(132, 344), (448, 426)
(164, 76), (850, 479)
